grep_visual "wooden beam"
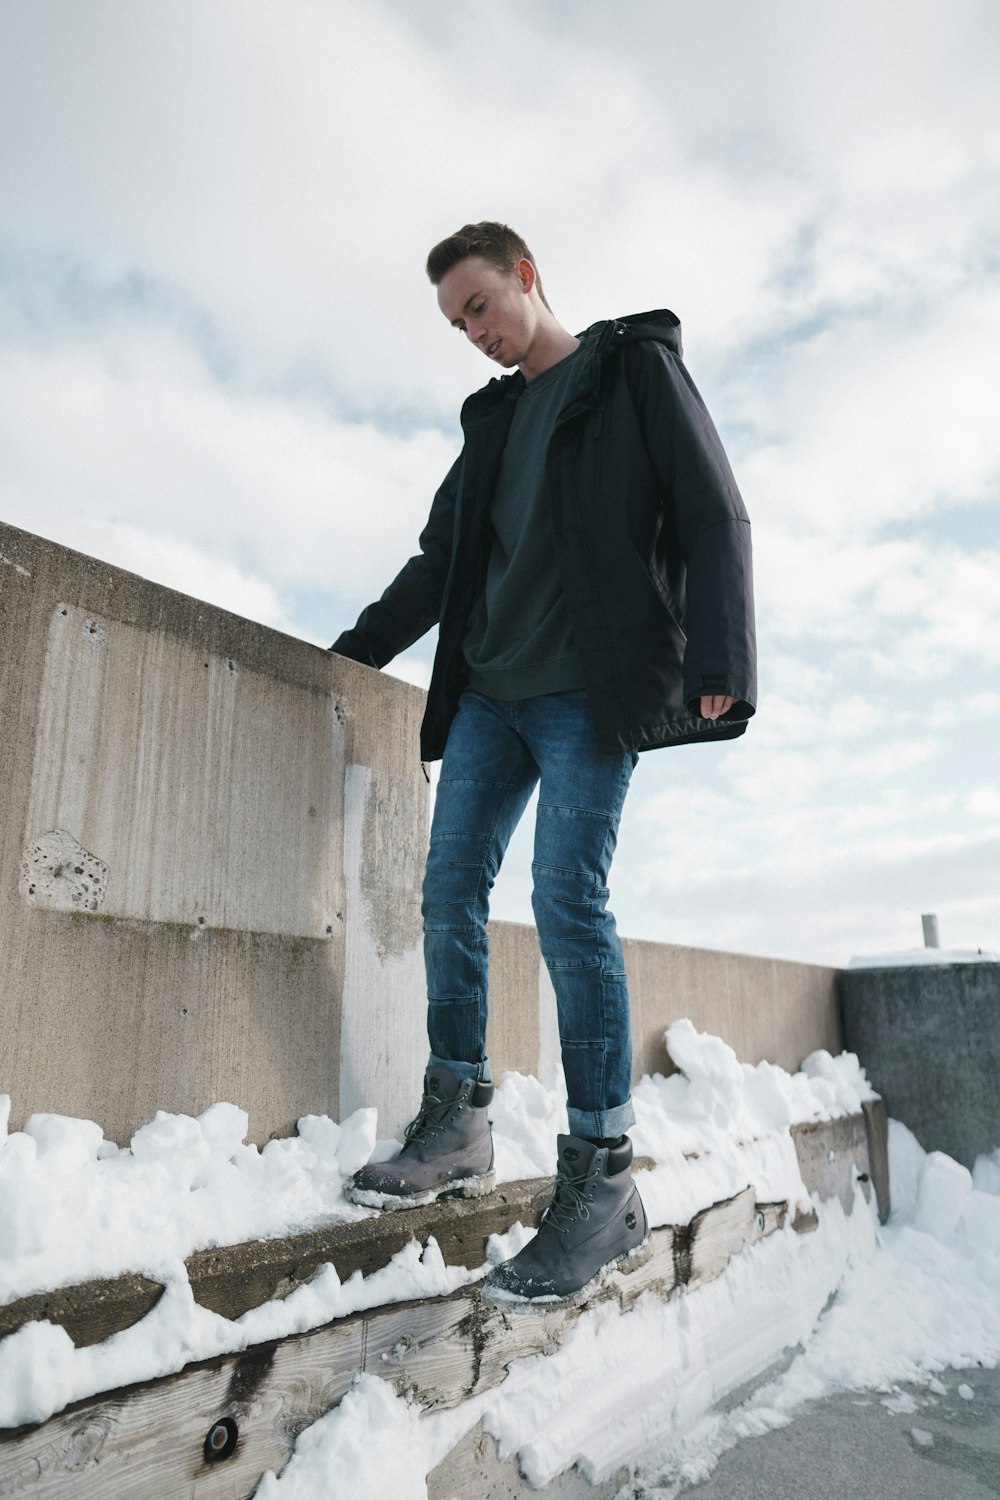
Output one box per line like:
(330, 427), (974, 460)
(0, 1186), (785, 1498)
(0, 1110), (878, 1498)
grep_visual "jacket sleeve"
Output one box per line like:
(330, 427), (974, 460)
(329, 454), (462, 668)
(624, 340), (757, 717)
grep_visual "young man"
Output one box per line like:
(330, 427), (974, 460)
(331, 222), (756, 1307)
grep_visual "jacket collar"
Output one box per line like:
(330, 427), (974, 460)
(459, 308), (682, 430)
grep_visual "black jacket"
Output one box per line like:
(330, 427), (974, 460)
(331, 310), (756, 761)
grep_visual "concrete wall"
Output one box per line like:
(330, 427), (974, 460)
(841, 960), (1000, 1168)
(490, 923), (842, 1093)
(1, 522), (841, 1146)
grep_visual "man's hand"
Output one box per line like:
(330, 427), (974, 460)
(700, 694), (735, 720)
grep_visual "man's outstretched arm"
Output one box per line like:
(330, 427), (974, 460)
(330, 455), (461, 669)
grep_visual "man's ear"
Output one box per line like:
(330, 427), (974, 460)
(515, 257), (536, 295)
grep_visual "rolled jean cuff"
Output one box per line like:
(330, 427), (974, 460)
(567, 1097), (636, 1140)
(428, 1053), (493, 1086)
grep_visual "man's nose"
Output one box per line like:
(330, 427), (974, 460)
(465, 322), (486, 346)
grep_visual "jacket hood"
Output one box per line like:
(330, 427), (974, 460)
(584, 308), (683, 357)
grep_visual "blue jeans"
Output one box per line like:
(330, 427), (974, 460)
(422, 688), (638, 1138)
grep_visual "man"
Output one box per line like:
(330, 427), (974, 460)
(331, 222), (755, 1307)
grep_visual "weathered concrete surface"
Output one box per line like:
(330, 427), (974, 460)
(0, 522), (428, 1143)
(488, 921), (843, 1087)
(672, 1364), (1000, 1500)
(841, 960), (1000, 1168)
(2, 521), (842, 1154)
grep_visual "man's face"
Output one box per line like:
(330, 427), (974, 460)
(436, 255), (537, 369)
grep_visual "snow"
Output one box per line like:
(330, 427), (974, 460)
(912, 1150), (973, 1236)
(0, 1101), (379, 1303)
(254, 1122), (1000, 1498)
(255, 1376), (427, 1500)
(0, 1021), (998, 1499)
(0, 1023), (874, 1308)
(848, 947), (999, 967)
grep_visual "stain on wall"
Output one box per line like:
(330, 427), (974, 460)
(20, 828), (109, 912)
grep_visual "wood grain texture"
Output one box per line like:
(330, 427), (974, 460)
(0, 1108), (878, 1498)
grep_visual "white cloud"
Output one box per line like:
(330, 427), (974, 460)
(0, 323), (456, 630)
(0, 0), (998, 965)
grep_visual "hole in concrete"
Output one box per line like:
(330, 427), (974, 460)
(203, 1417), (238, 1463)
(197, 917), (207, 927)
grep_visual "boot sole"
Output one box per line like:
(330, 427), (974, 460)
(345, 1169), (496, 1213)
(481, 1234), (652, 1313)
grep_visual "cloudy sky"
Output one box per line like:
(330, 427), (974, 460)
(2, 0), (998, 967)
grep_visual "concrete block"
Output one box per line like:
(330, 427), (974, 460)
(1, 520), (844, 1156)
(488, 922), (843, 1087)
(841, 959), (1000, 1168)
(0, 522), (428, 1143)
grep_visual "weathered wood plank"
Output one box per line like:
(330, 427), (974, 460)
(0, 1105), (868, 1352)
(0, 1205), (738, 1497)
(426, 1418), (629, 1500)
(791, 1112), (871, 1216)
(0, 1177), (550, 1349)
(0, 1275), (165, 1356)
(0, 1108), (879, 1498)
(862, 1096), (891, 1223)
(684, 1185), (757, 1291)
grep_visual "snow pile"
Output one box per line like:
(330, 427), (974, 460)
(250, 1121), (1000, 1499)
(255, 1376), (427, 1500)
(3, 1019), (995, 1492)
(630, 1021), (877, 1225)
(848, 948), (998, 967)
(0, 1101), (377, 1303)
(0, 1023), (874, 1305)
(0, 1022), (880, 1435)
(0, 1236), (479, 1430)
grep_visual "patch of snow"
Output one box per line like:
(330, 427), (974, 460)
(848, 948), (998, 968)
(0, 1237), (475, 1429)
(973, 1145), (1000, 1196)
(2, 1022), (998, 1500)
(0, 1024), (876, 1307)
(255, 1375), (427, 1499)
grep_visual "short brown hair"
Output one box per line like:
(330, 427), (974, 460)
(426, 221), (550, 310)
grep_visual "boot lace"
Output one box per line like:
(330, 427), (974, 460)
(541, 1164), (594, 1236)
(402, 1086), (455, 1148)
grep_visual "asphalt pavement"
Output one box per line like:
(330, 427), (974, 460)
(675, 1364), (1000, 1499)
